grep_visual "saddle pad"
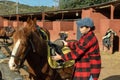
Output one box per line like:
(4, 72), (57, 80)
(48, 46), (75, 69)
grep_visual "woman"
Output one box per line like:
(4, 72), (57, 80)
(52, 17), (101, 80)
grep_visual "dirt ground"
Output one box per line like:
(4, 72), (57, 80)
(0, 45), (120, 80)
(99, 51), (120, 80)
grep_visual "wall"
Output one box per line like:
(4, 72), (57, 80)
(0, 7), (120, 52)
(81, 8), (120, 52)
(37, 21), (76, 41)
(0, 17), (3, 27)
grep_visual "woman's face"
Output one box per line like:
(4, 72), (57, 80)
(79, 26), (90, 34)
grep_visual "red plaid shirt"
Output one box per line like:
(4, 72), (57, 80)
(61, 31), (101, 80)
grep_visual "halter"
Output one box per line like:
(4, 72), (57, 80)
(10, 35), (35, 69)
(11, 44), (31, 69)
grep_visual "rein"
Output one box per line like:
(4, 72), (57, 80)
(10, 38), (35, 69)
(10, 46), (31, 69)
(18, 46), (31, 69)
(29, 38), (36, 53)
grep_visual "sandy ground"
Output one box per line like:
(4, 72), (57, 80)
(99, 51), (120, 80)
(0, 44), (120, 80)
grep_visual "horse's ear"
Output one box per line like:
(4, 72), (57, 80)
(26, 17), (34, 26)
(27, 17), (31, 23)
(25, 17), (37, 32)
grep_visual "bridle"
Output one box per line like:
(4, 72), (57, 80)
(10, 34), (35, 70)
(11, 44), (31, 70)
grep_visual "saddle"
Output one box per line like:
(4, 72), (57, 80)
(35, 28), (75, 69)
(47, 32), (75, 69)
(48, 41), (75, 69)
(35, 25), (47, 40)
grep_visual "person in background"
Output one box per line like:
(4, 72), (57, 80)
(52, 17), (101, 80)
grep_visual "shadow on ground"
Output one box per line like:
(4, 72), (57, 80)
(103, 75), (120, 80)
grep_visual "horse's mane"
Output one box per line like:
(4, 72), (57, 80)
(13, 27), (31, 39)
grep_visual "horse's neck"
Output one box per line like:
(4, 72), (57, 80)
(32, 31), (48, 56)
(25, 28), (52, 79)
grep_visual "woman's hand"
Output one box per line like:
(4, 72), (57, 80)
(51, 52), (62, 61)
(62, 40), (68, 46)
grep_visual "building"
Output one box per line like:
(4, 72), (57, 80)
(0, 0), (120, 53)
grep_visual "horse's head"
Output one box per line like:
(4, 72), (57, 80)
(8, 17), (49, 72)
(8, 26), (32, 71)
(8, 18), (37, 71)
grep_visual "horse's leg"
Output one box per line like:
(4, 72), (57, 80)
(56, 67), (73, 80)
(52, 69), (64, 80)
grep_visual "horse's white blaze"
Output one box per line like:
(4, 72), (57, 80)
(9, 39), (21, 70)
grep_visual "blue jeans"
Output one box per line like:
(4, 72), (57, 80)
(89, 75), (93, 80)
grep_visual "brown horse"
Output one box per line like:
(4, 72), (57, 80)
(8, 18), (73, 80)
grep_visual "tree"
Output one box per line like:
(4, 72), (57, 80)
(55, 0), (113, 9)
(53, 0), (59, 9)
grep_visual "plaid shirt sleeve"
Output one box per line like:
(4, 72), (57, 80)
(61, 31), (97, 61)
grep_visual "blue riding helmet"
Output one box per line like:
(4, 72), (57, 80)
(76, 17), (94, 28)
(76, 19), (83, 28)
